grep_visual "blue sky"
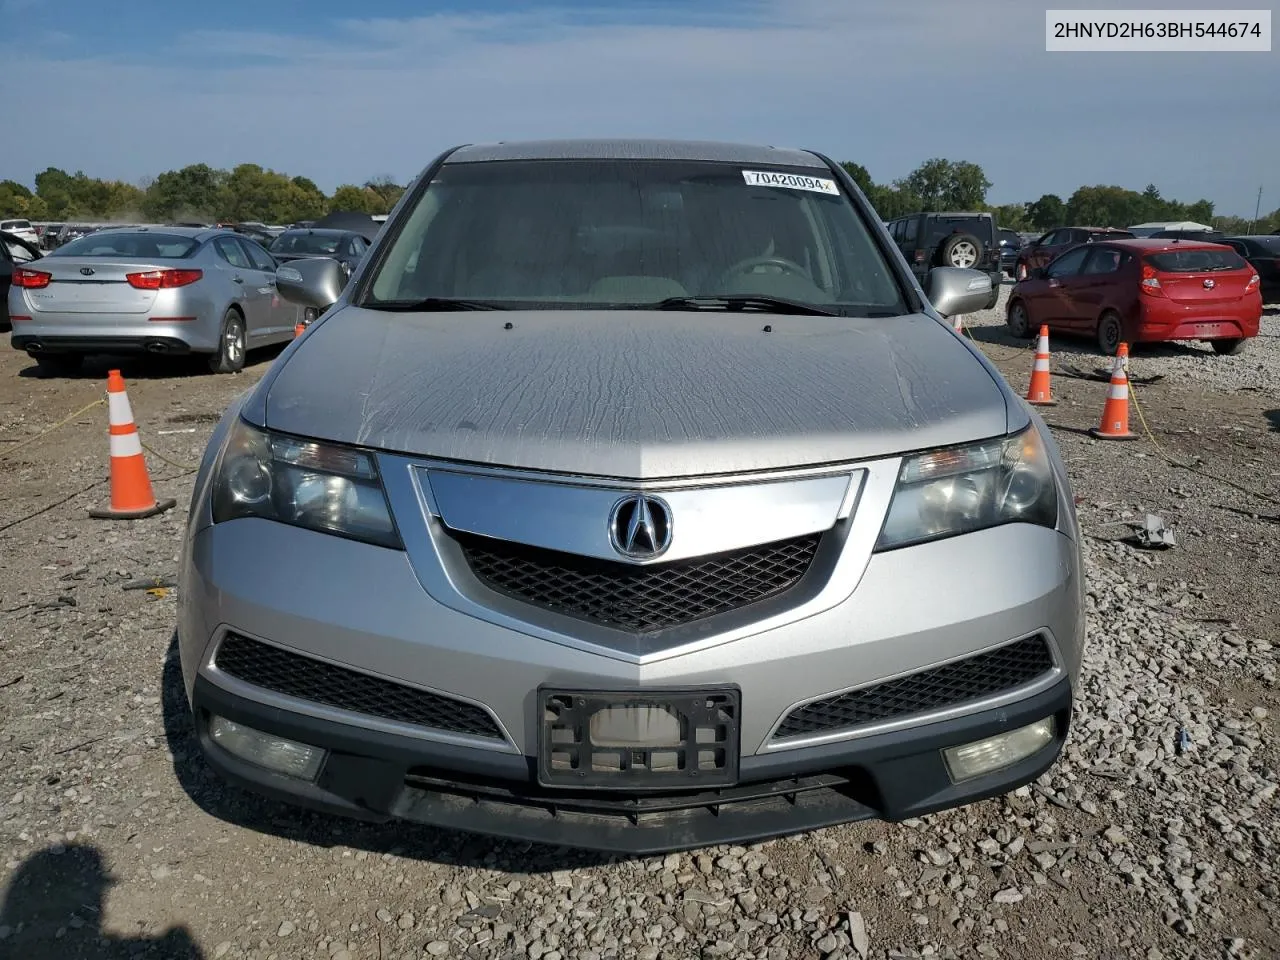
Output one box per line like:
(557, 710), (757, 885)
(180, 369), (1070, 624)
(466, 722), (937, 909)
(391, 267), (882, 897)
(1, 0), (1275, 216)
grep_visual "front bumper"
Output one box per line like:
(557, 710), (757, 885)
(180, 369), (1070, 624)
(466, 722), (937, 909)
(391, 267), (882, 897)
(193, 670), (1072, 854)
(179, 508), (1083, 853)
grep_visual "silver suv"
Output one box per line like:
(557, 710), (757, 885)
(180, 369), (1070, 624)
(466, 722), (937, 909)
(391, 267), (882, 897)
(178, 139), (1084, 854)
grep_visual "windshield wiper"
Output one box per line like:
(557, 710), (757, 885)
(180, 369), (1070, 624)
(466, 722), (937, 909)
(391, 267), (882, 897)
(649, 295), (838, 317)
(365, 297), (505, 311)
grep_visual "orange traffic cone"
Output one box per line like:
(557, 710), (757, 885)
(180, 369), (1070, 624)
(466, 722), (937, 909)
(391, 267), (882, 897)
(952, 313), (963, 335)
(1026, 325), (1056, 406)
(294, 321), (305, 338)
(89, 370), (178, 519)
(1088, 344), (1139, 441)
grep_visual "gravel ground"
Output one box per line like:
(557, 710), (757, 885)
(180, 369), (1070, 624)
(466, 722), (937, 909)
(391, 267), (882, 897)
(1, 294), (1277, 960)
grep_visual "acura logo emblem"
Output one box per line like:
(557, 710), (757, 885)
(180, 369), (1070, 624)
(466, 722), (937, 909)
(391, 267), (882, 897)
(608, 494), (672, 560)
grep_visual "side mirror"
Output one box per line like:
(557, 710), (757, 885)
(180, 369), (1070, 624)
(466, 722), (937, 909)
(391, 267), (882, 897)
(275, 257), (346, 310)
(925, 267), (992, 318)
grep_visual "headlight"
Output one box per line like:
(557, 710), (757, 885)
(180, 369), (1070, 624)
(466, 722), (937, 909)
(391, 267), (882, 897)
(211, 418), (402, 549)
(875, 426), (1058, 551)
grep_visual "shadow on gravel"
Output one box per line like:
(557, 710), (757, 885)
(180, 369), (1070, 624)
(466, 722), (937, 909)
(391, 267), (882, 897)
(16, 346), (286, 381)
(1265, 410), (1280, 433)
(0, 843), (204, 959)
(159, 634), (618, 873)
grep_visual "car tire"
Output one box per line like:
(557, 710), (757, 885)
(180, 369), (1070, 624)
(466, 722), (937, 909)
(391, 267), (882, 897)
(983, 285), (1000, 311)
(1006, 300), (1035, 339)
(938, 233), (984, 270)
(31, 352), (84, 377)
(1210, 337), (1246, 356)
(1096, 311), (1125, 356)
(209, 308), (246, 374)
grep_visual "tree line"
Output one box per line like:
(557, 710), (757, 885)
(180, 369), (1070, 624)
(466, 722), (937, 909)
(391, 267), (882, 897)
(837, 159), (1276, 235)
(1, 158), (1276, 235)
(0, 164), (405, 226)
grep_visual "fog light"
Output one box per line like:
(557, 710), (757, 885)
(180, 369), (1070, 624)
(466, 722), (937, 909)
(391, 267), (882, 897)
(209, 715), (326, 781)
(942, 717), (1055, 783)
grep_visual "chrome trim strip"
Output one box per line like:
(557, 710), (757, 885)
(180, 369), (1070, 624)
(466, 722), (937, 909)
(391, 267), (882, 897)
(201, 628), (520, 755)
(422, 467), (856, 564)
(379, 453), (898, 664)
(396, 455), (879, 490)
(759, 630), (1065, 752)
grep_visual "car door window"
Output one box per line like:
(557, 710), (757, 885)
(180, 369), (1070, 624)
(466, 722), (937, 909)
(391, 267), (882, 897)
(1081, 247), (1122, 275)
(215, 237), (251, 269)
(1045, 247), (1089, 278)
(902, 218), (919, 245)
(1037, 231), (1060, 247)
(239, 238), (277, 273)
(5, 237), (36, 262)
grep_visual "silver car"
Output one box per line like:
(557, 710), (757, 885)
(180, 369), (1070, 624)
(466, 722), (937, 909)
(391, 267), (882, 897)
(8, 225), (302, 375)
(178, 139), (1085, 854)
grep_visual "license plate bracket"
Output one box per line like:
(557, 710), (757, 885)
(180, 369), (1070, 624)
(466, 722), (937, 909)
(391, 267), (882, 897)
(537, 687), (741, 790)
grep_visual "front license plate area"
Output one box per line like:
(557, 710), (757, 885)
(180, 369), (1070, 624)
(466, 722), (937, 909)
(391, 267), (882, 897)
(538, 687), (740, 790)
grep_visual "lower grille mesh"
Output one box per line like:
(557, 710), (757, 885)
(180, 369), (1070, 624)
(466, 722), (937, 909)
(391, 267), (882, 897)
(774, 634), (1055, 740)
(452, 532), (821, 633)
(214, 634), (504, 740)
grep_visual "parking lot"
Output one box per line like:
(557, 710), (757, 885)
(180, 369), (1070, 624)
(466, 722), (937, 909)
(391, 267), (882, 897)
(1, 285), (1278, 960)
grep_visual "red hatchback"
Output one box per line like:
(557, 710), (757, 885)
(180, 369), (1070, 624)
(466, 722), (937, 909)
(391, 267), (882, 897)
(1006, 239), (1263, 356)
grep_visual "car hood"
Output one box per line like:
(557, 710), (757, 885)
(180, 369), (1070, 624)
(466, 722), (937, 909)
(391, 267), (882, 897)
(260, 307), (1013, 479)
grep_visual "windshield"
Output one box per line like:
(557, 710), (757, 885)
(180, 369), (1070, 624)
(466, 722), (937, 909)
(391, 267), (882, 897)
(271, 232), (344, 255)
(50, 232), (198, 259)
(364, 159), (906, 315)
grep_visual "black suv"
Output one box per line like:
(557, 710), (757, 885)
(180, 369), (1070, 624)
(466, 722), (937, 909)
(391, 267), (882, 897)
(885, 212), (1002, 309)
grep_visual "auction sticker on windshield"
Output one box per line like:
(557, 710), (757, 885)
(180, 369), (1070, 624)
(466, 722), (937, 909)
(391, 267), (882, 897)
(742, 170), (840, 195)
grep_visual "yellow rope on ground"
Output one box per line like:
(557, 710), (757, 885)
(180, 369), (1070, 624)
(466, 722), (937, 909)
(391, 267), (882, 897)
(1127, 378), (1278, 506)
(0, 398), (106, 458)
(140, 440), (198, 473)
(0, 396), (198, 471)
(958, 316), (1278, 507)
